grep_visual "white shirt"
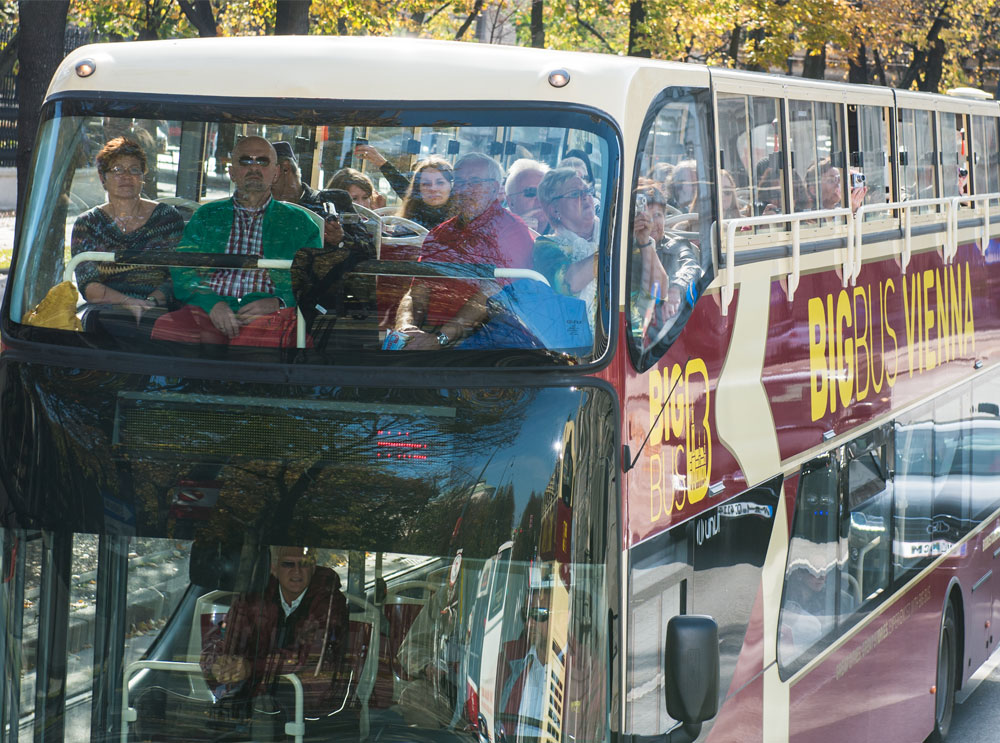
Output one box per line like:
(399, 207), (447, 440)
(279, 586), (308, 618)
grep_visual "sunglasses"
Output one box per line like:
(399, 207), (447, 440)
(106, 166), (144, 178)
(237, 155), (272, 167)
(277, 559), (315, 570)
(526, 606), (549, 622)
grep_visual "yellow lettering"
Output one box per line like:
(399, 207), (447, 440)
(923, 269), (936, 370)
(808, 296), (829, 421)
(949, 265), (962, 354)
(965, 263), (975, 351)
(668, 364), (684, 440)
(854, 287), (870, 403)
(903, 272), (919, 376)
(650, 452), (663, 522)
(827, 293), (837, 413)
(936, 267), (950, 363)
(837, 290), (854, 408)
(884, 278), (898, 387)
(685, 358), (711, 505)
(649, 368), (663, 447)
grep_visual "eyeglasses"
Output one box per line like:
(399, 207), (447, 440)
(237, 155), (272, 167)
(106, 166), (144, 178)
(526, 606), (549, 622)
(454, 176), (495, 189)
(512, 186), (538, 199)
(277, 559), (315, 570)
(552, 185), (596, 202)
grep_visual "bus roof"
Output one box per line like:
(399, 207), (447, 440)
(50, 36), (705, 113)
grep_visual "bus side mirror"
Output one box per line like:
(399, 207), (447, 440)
(664, 615), (720, 724)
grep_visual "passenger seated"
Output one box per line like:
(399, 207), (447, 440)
(396, 156), (456, 230)
(71, 136), (183, 332)
(199, 546), (349, 736)
(806, 157), (843, 211)
(505, 158), (549, 235)
(327, 167), (383, 210)
(150, 136), (321, 348)
(632, 186), (699, 323)
(779, 560), (837, 664)
(391, 153), (534, 350)
(533, 168), (599, 333)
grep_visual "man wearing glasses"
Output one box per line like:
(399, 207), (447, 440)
(392, 152), (534, 350)
(152, 136), (321, 346)
(200, 546), (349, 737)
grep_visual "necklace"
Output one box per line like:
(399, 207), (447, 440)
(111, 200), (143, 232)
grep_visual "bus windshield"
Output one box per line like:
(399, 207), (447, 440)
(1, 383), (614, 743)
(10, 99), (618, 367)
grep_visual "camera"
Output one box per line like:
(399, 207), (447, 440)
(355, 136), (368, 146)
(959, 167), (969, 178)
(850, 172), (866, 189)
(634, 192), (648, 217)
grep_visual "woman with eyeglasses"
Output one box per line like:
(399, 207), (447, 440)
(533, 168), (600, 332)
(71, 137), (183, 325)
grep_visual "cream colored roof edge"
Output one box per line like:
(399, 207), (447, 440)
(50, 36), (707, 114)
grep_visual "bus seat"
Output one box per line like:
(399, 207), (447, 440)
(383, 580), (440, 681)
(343, 593), (393, 739)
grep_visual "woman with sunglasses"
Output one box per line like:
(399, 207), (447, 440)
(532, 168), (601, 332)
(71, 136), (184, 325)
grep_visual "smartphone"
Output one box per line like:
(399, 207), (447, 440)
(355, 137), (368, 147)
(850, 171), (866, 189)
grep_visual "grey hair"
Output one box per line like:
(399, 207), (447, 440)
(505, 158), (549, 196)
(276, 155), (300, 179)
(455, 152), (503, 184)
(537, 167), (582, 207)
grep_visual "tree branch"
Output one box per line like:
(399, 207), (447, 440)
(454, 0), (484, 40)
(579, 0), (616, 54)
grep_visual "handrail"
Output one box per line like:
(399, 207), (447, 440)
(948, 193), (997, 259)
(120, 660), (305, 743)
(63, 253), (548, 350)
(721, 207), (852, 316)
(852, 196), (954, 279)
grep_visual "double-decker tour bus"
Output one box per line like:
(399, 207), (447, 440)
(1, 35), (999, 743)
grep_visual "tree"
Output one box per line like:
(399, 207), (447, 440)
(15, 0), (69, 220)
(276, 0), (312, 34)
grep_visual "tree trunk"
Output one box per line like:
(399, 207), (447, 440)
(15, 0), (70, 219)
(919, 36), (946, 92)
(801, 44), (827, 80)
(848, 41), (869, 84)
(176, 0), (218, 37)
(276, 0), (312, 35)
(745, 26), (766, 71)
(455, 0), (485, 40)
(726, 24), (742, 66)
(530, 0), (544, 48)
(628, 0), (650, 58)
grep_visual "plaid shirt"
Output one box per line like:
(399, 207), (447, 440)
(208, 198), (276, 298)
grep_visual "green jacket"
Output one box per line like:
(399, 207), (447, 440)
(172, 198), (322, 314)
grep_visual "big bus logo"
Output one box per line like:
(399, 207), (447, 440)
(647, 357), (712, 521)
(807, 262), (976, 422)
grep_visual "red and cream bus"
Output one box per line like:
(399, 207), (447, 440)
(0, 35), (998, 743)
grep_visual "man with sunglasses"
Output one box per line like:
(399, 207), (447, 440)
(153, 136), (322, 347)
(393, 152), (534, 350)
(200, 546), (350, 737)
(504, 158), (550, 235)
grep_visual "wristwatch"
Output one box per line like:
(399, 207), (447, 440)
(436, 332), (451, 347)
(145, 295), (159, 306)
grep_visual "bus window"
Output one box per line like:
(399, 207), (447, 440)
(842, 446), (891, 613)
(893, 416), (936, 578)
(897, 108), (938, 212)
(940, 112), (968, 200)
(788, 99), (845, 218)
(778, 458), (839, 671)
(626, 86), (716, 371)
(11, 105), (618, 367)
(848, 104), (892, 220)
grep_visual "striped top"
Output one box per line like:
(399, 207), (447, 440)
(71, 202), (184, 300)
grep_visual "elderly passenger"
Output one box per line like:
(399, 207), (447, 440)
(532, 168), (600, 331)
(505, 158), (549, 235)
(392, 153), (534, 350)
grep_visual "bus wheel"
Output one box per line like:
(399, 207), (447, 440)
(928, 602), (958, 742)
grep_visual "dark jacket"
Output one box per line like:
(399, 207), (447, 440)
(200, 566), (349, 716)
